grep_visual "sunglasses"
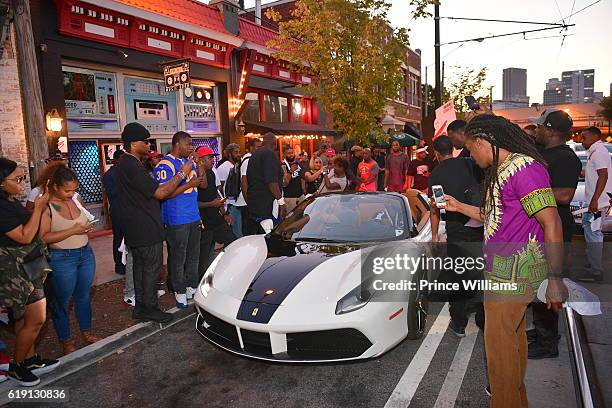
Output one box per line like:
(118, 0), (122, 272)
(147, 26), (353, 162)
(6, 175), (26, 183)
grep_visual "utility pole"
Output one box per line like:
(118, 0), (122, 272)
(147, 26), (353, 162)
(434, 3), (441, 109)
(489, 86), (494, 110)
(424, 66), (428, 117)
(12, 0), (48, 181)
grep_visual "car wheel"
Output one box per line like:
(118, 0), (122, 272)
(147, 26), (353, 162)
(407, 268), (428, 340)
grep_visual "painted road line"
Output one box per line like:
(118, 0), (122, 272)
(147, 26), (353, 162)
(384, 303), (450, 408)
(433, 317), (480, 408)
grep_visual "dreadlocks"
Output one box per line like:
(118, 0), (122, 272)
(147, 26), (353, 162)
(464, 114), (547, 219)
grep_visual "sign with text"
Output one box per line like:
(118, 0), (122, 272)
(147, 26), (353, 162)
(433, 100), (457, 139)
(163, 61), (190, 92)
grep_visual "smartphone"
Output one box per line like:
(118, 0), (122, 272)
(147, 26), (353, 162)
(465, 95), (481, 111)
(89, 219), (100, 224)
(431, 185), (446, 208)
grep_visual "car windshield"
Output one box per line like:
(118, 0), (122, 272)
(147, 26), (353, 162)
(271, 193), (411, 243)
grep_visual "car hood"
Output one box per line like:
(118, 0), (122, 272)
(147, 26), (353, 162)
(212, 235), (367, 306)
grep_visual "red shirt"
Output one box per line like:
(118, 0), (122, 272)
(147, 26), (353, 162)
(358, 160), (379, 191)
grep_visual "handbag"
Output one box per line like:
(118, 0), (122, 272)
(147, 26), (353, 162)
(5, 239), (52, 281)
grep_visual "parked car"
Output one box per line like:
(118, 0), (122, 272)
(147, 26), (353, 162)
(570, 181), (612, 234)
(194, 192), (437, 362)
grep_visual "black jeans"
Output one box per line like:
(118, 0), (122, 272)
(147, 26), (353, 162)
(532, 302), (559, 350)
(446, 226), (484, 329)
(199, 223), (236, 280)
(130, 243), (163, 310)
(166, 221), (201, 294)
(110, 209), (125, 274)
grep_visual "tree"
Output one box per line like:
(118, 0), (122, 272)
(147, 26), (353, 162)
(443, 66), (488, 120)
(265, 0), (436, 143)
(599, 96), (612, 122)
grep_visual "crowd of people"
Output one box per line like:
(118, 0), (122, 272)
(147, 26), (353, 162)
(0, 108), (609, 402)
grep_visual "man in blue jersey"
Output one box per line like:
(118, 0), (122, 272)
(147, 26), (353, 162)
(154, 132), (202, 308)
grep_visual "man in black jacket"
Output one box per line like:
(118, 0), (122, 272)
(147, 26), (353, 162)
(116, 122), (193, 323)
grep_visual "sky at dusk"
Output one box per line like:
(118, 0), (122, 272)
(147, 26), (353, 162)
(242, 0), (612, 103)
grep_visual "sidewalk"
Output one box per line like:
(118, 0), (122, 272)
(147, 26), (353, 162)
(1, 231), (175, 360)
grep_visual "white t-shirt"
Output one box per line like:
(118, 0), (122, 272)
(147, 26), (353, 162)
(215, 161), (236, 205)
(585, 141), (612, 210)
(318, 169), (347, 193)
(235, 153), (251, 207)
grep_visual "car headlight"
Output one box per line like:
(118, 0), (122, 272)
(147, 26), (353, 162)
(199, 252), (224, 298)
(335, 278), (375, 315)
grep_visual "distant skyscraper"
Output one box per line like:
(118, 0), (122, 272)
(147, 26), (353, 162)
(562, 69), (595, 104)
(503, 68), (527, 102)
(543, 78), (566, 105)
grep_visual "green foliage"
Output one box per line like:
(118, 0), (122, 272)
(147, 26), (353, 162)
(266, 0), (436, 143)
(442, 66), (488, 120)
(599, 97), (612, 122)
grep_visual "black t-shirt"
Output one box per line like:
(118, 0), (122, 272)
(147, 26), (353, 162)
(198, 169), (224, 228)
(542, 144), (582, 240)
(428, 158), (480, 237)
(283, 160), (303, 198)
(116, 154), (164, 248)
(305, 173), (324, 194)
(0, 197), (32, 246)
(102, 166), (120, 212)
(408, 157), (435, 191)
(247, 147), (282, 218)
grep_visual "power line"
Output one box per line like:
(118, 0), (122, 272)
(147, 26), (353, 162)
(553, 0), (566, 24)
(440, 17), (565, 26)
(556, 0), (602, 22)
(440, 24), (574, 46)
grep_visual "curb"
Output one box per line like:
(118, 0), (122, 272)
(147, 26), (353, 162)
(0, 306), (196, 406)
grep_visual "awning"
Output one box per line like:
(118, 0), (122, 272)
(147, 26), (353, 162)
(243, 121), (340, 137)
(381, 115), (405, 126)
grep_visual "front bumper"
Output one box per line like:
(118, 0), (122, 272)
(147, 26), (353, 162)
(194, 288), (407, 363)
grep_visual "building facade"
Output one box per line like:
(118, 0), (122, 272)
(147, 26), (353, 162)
(30, 0), (331, 225)
(562, 69), (595, 104)
(502, 67), (527, 102)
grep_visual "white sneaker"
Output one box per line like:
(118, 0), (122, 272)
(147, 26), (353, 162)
(175, 293), (188, 309)
(124, 296), (136, 307)
(186, 287), (197, 300)
(157, 289), (166, 298)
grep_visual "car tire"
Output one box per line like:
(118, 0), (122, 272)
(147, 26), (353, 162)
(407, 268), (428, 340)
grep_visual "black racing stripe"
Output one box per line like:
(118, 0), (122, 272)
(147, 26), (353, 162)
(236, 238), (355, 324)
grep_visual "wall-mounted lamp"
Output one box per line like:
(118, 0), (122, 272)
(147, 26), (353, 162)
(45, 109), (63, 132)
(117, 50), (129, 59)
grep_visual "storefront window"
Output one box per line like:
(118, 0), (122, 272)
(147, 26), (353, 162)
(264, 95), (288, 123)
(291, 98), (305, 123)
(242, 93), (260, 122)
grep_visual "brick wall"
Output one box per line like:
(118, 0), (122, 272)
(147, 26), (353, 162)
(0, 26), (32, 195)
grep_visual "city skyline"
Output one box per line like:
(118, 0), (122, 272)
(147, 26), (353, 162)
(243, 0), (612, 104)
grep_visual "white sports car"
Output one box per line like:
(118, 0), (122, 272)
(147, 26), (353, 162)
(194, 191), (438, 362)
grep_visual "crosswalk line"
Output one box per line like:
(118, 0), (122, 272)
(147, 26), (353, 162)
(384, 303), (450, 408)
(433, 317), (480, 408)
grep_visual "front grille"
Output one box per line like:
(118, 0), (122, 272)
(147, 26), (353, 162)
(240, 329), (272, 356)
(196, 308), (240, 350)
(286, 328), (373, 360)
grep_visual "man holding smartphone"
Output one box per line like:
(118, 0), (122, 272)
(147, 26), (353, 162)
(428, 135), (484, 337)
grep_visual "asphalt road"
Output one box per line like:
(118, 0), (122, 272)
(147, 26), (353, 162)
(26, 301), (577, 408)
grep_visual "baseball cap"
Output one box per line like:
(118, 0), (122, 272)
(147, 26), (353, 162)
(528, 109), (573, 132)
(324, 148), (336, 156)
(147, 151), (163, 159)
(196, 146), (218, 158)
(415, 147), (428, 154)
(350, 145), (363, 152)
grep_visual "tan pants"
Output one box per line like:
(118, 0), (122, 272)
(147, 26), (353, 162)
(285, 196), (302, 214)
(484, 300), (531, 408)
